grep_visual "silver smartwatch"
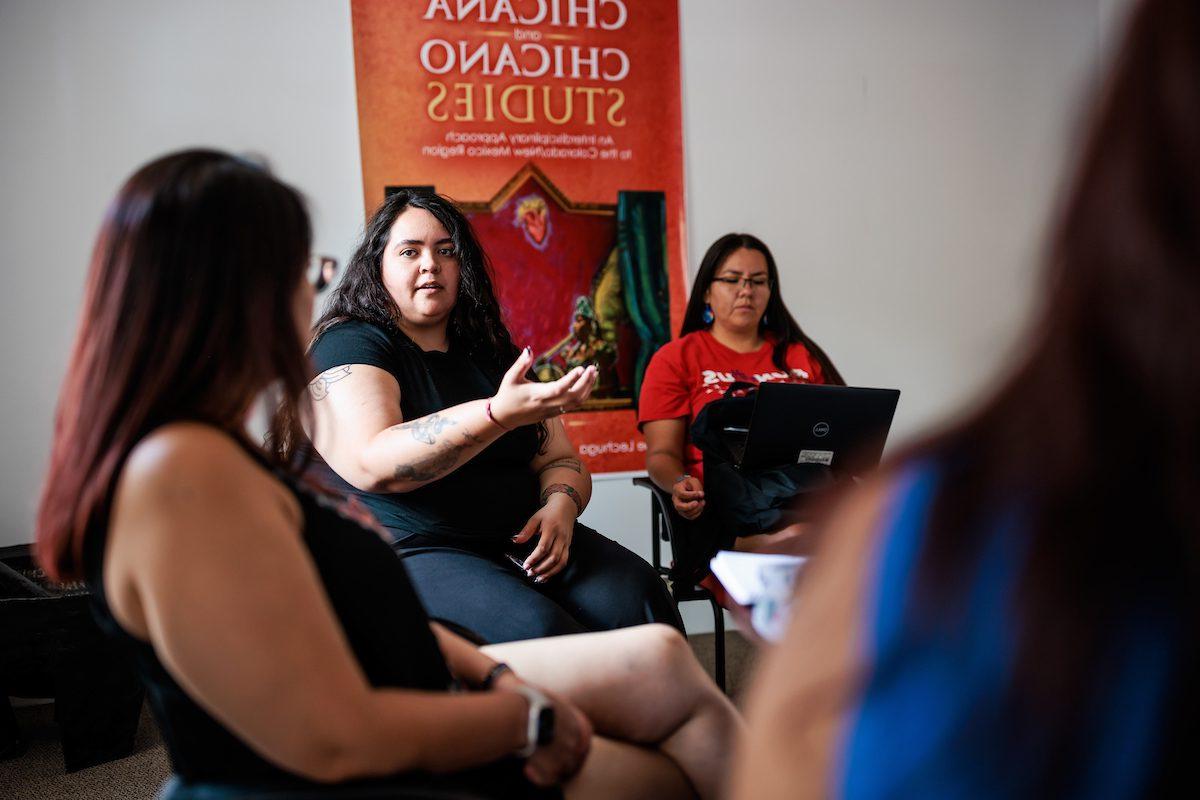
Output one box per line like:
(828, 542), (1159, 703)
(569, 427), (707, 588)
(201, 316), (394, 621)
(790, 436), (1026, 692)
(512, 684), (556, 758)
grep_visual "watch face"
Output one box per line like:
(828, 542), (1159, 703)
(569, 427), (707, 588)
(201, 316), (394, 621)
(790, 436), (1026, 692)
(536, 706), (556, 747)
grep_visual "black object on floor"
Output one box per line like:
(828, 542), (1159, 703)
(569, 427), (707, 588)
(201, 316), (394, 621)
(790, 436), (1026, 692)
(0, 544), (144, 772)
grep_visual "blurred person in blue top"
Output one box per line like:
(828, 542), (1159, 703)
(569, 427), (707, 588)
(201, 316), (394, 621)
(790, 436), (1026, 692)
(732, 0), (1200, 797)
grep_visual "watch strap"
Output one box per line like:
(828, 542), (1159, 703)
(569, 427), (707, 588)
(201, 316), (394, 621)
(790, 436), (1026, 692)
(512, 684), (554, 758)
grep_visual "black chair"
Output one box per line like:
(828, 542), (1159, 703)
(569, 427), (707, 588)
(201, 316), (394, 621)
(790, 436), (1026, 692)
(631, 478), (726, 692)
(1, 545), (144, 772)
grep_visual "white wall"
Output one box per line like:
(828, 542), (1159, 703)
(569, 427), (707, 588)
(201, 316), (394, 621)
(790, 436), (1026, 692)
(660, 0), (1101, 630)
(681, 0), (1099, 442)
(1, 0), (1106, 626)
(0, 0), (364, 548)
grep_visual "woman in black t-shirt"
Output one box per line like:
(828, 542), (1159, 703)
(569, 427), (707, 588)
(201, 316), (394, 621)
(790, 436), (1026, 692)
(307, 190), (682, 644)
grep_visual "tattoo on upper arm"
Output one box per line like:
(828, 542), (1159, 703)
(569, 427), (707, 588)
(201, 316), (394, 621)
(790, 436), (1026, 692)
(395, 413), (456, 445)
(540, 483), (584, 517)
(308, 366), (352, 401)
(536, 457), (583, 477)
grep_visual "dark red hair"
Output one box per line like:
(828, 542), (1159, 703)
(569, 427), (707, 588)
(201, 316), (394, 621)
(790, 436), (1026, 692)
(36, 150), (312, 581)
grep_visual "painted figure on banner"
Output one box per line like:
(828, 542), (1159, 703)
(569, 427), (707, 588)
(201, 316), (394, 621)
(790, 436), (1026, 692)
(537, 296), (619, 394)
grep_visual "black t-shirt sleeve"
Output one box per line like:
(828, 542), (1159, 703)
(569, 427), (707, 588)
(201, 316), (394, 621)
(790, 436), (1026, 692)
(309, 320), (396, 376)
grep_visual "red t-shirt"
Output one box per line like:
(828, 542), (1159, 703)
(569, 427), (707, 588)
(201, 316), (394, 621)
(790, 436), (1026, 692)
(638, 330), (827, 480)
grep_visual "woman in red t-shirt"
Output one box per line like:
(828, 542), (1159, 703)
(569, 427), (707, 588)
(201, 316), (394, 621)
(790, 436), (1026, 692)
(638, 233), (843, 562)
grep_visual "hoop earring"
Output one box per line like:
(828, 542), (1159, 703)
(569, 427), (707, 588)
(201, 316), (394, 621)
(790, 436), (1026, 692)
(702, 304), (715, 325)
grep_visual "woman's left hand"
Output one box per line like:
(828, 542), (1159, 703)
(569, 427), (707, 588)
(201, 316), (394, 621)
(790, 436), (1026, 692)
(512, 495), (576, 581)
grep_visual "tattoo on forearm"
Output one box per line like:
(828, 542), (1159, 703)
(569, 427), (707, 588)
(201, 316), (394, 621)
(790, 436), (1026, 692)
(393, 438), (470, 482)
(308, 366), (352, 401)
(394, 413), (456, 445)
(536, 457), (583, 477)
(541, 483), (584, 517)
(390, 424), (488, 483)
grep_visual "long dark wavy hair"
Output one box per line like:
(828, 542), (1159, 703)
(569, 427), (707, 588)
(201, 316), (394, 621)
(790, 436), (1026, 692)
(679, 233), (845, 385)
(313, 190), (548, 449)
(903, 0), (1199, 790)
(37, 150), (312, 581)
(313, 190), (517, 377)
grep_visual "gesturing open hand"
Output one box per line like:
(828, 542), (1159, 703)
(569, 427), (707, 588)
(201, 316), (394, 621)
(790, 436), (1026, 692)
(489, 347), (598, 429)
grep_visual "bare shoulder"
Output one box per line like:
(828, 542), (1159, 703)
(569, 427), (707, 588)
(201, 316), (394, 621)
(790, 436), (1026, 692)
(116, 422), (297, 529)
(106, 423), (302, 637)
(123, 422), (272, 487)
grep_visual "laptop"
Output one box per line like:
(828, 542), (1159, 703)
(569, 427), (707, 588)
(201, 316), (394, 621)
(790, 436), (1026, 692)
(724, 382), (900, 477)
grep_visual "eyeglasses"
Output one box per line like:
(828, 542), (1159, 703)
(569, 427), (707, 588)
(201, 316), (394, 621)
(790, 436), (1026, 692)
(308, 255), (339, 292)
(710, 275), (771, 290)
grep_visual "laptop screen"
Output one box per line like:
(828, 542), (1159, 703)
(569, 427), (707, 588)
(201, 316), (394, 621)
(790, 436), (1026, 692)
(737, 383), (900, 476)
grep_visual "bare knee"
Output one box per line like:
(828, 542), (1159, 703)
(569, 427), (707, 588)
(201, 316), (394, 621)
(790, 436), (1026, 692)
(641, 623), (693, 669)
(625, 624), (738, 748)
(642, 626), (736, 716)
(602, 625), (700, 743)
(632, 623), (710, 698)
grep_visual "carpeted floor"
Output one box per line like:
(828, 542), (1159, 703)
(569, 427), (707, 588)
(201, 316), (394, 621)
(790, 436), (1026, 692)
(1, 700), (169, 800)
(2, 632), (755, 799)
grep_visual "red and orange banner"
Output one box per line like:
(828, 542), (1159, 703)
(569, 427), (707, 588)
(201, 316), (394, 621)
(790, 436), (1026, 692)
(351, 0), (687, 473)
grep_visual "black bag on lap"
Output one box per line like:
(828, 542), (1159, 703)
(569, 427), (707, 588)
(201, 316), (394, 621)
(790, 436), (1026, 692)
(691, 383), (834, 547)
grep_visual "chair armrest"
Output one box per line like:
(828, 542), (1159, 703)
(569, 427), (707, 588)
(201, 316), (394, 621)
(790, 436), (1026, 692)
(631, 477), (676, 535)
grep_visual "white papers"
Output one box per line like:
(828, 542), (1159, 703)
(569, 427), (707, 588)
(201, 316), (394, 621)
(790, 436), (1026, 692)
(709, 551), (806, 605)
(709, 550), (807, 641)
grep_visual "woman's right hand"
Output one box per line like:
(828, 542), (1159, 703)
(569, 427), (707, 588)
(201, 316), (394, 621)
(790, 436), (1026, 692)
(672, 475), (705, 520)
(490, 347), (598, 429)
(522, 688), (593, 786)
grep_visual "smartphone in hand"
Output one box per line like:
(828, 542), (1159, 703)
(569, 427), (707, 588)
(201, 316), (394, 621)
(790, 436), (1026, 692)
(506, 540), (542, 583)
(504, 551), (529, 575)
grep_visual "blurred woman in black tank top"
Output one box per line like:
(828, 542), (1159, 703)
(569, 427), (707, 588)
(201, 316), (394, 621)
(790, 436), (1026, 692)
(36, 150), (740, 798)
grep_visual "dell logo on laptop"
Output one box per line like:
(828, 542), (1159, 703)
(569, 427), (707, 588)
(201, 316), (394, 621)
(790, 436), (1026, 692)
(813, 422), (830, 437)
